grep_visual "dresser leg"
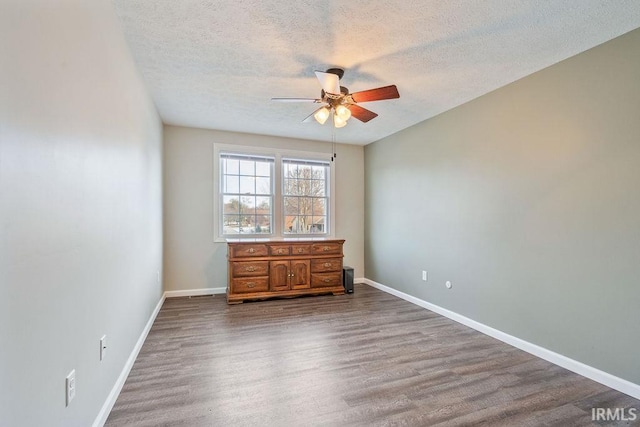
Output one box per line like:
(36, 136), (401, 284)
(227, 300), (244, 305)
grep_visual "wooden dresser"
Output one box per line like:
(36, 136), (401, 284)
(227, 239), (345, 304)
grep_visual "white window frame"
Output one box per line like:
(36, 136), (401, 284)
(282, 157), (330, 236)
(213, 143), (335, 242)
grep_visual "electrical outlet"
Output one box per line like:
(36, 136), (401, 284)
(100, 335), (107, 361)
(422, 270), (427, 281)
(66, 369), (76, 406)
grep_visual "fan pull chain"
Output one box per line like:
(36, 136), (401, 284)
(331, 124), (337, 162)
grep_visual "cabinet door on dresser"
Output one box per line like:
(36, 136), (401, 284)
(290, 259), (310, 290)
(269, 260), (290, 291)
(269, 259), (310, 290)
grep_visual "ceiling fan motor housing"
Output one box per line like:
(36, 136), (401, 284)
(325, 67), (345, 79)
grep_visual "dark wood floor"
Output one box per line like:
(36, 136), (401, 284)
(106, 284), (639, 426)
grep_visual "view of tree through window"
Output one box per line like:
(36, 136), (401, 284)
(283, 158), (329, 234)
(220, 154), (274, 235)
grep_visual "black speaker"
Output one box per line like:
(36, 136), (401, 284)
(343, 266), (354, 293)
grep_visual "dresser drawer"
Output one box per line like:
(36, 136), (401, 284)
(231, 244), (268, 258)
(232, 261), (269, 277)
(232, 277), (269, 293)
(269, 245), (291, 256)
(311, 243), (342, 255)
(290, 244), (312, 255)
(311, 258), (342, 273)
(311, 272), (342, 288)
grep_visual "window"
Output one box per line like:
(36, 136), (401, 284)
(283, 158), (329, 235)
(220, 153), (274, 235)
(214, 144), (333, 241)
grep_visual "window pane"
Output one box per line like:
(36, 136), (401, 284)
(284, 179), (297, 196)
(311, 180), (325, 196)
(240, 196), (255, 212)
(256, 196), (271, 211)
(239, 160), (254, 175)
(223, 175), (239, 193)
(312, 165), (325, 179)
(224, 159), (239, 175)
(284, 197), (298, 215)
(223, 196), (239, 214)
(295, 179), (307, 196)
(223, 215), (240, 234)
(311, 217), (326, 233)
(255, 161), (270, 177)
(239, 215), (254, 233)
(298, 216), (313, 233)
(256, 177), (270, 195)
(298, 197), (313, 215)
(313, 198), (326, 216)
(239, 176), (255, 194)
(285, 215), (297, 233)
(298, 165), (312, 178)
(256, 215), (270, 233)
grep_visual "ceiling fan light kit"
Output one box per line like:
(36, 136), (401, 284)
(333, 114), (347, 128)
(335, 104), (351, 121)
(272, 68), (399, 128)
(313, 106), (331, 125)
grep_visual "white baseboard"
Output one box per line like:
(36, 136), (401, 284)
(92, 292), (166, 427)
(361, 278), (640, 401)
(93, 286), (228, 425)
(164, 287), (226, 298)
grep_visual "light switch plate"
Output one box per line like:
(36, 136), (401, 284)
(66, 369), (75, 406)
(100, 335), (107, 361)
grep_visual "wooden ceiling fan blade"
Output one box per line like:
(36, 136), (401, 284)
(347, 104), (378, 123)
(271, 98), (322, 103)
(314, 71), (340, 95)
(350, 85), (399, 103)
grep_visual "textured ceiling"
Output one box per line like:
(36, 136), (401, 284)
(112, 1), (640, 145)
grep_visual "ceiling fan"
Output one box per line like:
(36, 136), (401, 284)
(271, 68), (400, 128)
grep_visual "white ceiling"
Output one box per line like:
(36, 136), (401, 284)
(112, 1), (640, 145)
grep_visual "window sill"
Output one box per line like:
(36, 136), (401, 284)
(215, 235), (334, 243)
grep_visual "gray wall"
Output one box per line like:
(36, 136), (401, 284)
(163, 125), (365, 292)
(0, 2), (163, 426)
(365, 28), (640, 384)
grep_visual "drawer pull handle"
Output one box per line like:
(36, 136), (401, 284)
(322, 246), (330, 252)
(324, 278), (331, 283)
(246, 282), (256, 288)
(298, 248), (304, 253)
(323, 262), (331, 268)
(248, 248), (255, 254)
(278, 249), (285, 254)
(246, 266), (256, 272)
